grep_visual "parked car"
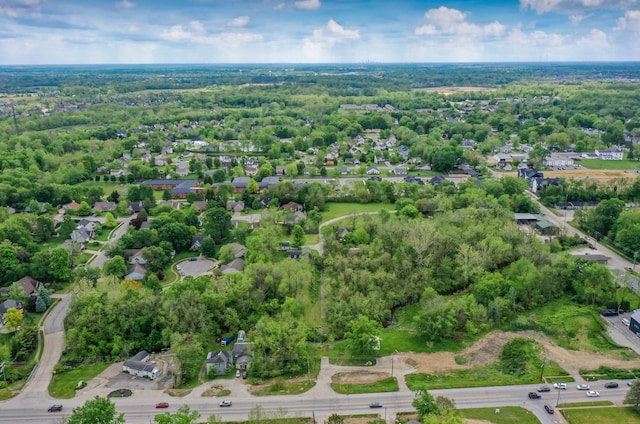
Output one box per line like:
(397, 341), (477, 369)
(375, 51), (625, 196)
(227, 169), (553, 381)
(235, 370), (240, 378)
(576, 384), (590, 390)
(629, 380), (637, 387)
(553, 383), (567, 389)
(189, 257), (197, 261)
(48, 405), (63, 412)
(544, 404), (554, 414)
(528, 392), (541, 399)
(242, 371), (248, 379)
(625, 266), (633, 272)
(537, 386), (551, 392)
(600, 309), (619, 317)
(155, 402), (169, 409)
(219, 400), (232, 407)
(604, 382), (618, 388)
(622, 318), (630, 326)
(586, 391), (600, 397)
(176, 265), (181, 271)
(369, 402), (383, 408)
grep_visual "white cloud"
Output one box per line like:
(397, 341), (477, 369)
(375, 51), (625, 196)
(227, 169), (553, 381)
(415, 7), (506, 38)
(302, 19), (359, 61)
(228, 16), (250, 28)
(521, 0), (638, 14)
(569, 14), (587, 23)
(160, 22), (262, 46)
(0, 0), (41, 17)
(115, 0), (136, 9)
(295, 0), (321, 11)
(615, 10), (640, 33)
(275, 3), (286, 10)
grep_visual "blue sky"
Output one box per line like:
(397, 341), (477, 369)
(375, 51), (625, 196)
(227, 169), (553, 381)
(0, 0), (639, 64)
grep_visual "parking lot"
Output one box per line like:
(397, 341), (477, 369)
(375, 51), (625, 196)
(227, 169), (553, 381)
(601, 311), (640, 355)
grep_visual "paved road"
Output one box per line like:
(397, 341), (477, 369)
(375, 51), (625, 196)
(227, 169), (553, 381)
(1, 379), (632, 424)
(89, 219), (130, 269)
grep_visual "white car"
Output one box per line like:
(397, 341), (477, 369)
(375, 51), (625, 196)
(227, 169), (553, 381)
(577, 384), (590, 390)
(553, 383), (567, 389)
(586, 391), (600, 397)
(176, 265), (181, 271)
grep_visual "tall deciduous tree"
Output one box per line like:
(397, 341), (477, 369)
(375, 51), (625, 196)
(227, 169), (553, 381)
(154, 405), (200, 424)
(203, 207), (231, 244)
(103, 255), (128, 278)
(291, 225), (305, 249)
(626, 380), (640, 410)
(2, 307), (23, 331)
(344, 314), (382, 357)
(65, 396), (125, 424)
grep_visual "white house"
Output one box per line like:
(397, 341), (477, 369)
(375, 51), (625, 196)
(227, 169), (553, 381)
(595, 147), (623, 160)
(543, 155), (574, 167)
(122, 351), (159, 379)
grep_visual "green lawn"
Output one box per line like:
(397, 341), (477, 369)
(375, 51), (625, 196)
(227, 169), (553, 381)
(579, 159), (640, 170)
(562, 407), (640, 424)
(321, 202), (394, 223)
(49, 362), (111, 398)
(331, 377), (399, 394)
(513, 298), (633, 357)
(406, 360), (572, 391)
(250, 380), (316, 396)
(459, 406), (541, 424)
(77, 181), (127, 193)
(304, 234), (320, 245)
(74, 252), (94, 264)
(558, 401), (614, 408)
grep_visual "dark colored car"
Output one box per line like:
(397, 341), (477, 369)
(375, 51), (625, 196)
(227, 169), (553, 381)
(600, 309), (619, 317)
(189, 257), (197, 261)
(544, 404), (554, 414)
(369, 402), (383, 408)
(537, 386), (551, 392)
(155, 402), (169, 409)
(368, 176), (382, 182)
(48, 405), (63, 412)
(604, 382), (619, 388)
(528, 392), (541, 399)
(242, 371), (248, 379)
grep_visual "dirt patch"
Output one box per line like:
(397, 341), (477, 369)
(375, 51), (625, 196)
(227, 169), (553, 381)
(201, 384), (230, 397)
(544, 169), (633, 181)
(164, 388), (192, 397)
(464, 420), (494, 424)
(400, 330), (640, 375)
(331, 371), (390, 384)
(412, 86), (496, 95)
(245, 376), (308, 394)
(344, 418), (379, 424)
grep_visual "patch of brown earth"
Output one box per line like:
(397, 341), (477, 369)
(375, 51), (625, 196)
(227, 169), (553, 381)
(246, 376), (309, 394)
(332, 371), (390, 384)
(201, 384), (229, 397)
(400, 330), (640, 375)
(164, 388), (192, 397)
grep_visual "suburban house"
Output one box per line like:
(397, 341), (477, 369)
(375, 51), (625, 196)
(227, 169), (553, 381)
(228, 242), (247, 258)
(191, 235), (209, 251)
(205, 351), (233, 375)
(226, 200), (245, 213)
(220, 259), (244, 274)
(366, 166), (380, 175)
(574, 253), (609, 265)
(142, 179), (200, 199)
(125, 264), (147, 281)
(393, 167), (408, 176)
(16, 276), (42, 297)
(192, 200), (207, 213)
(122, 351), (159, 379)
(286, 249), (302, 259)
(63, 201), (81, 211)
(176, 160), (189, 177)
(0, 299), (24, 327)
(93, 201), (117, 213)
(595, 147), (623, 160)
(282, 201), (303, 212)
(125, 249), (146, 265)
(233, 330), (252, 370)
(543, 155), (574, 168)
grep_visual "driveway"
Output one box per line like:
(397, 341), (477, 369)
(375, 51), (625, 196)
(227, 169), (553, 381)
(176, 257), (217, 278)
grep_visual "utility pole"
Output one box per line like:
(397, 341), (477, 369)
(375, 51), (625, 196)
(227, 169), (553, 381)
(540, 356), (546, 381)
(307, 354), (311, 383)
(11, 103), (19, 136)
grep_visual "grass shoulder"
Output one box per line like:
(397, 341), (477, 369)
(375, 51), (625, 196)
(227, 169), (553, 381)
(558, 400), (614, 408)
(458, 406), (541, 424)
(562, 406), (640, 424)
(49, 362), (111, 398)
(331, 377), (399, 394)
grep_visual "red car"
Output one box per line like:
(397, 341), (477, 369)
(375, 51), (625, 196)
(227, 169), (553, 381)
(155, 402), (169, 409)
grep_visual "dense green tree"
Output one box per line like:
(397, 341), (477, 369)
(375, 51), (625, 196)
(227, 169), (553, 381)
(65, 396), (125, 424)
(49, 248), (72, 282)
(103, 255), (128, 278)
(344, 314), (382, 357)
(154, 405), (200, 424)
(413, 390), (439, 419)
(203, 207), (232, 243)
(2, 307), (23, 331)
(142, 246), (171, 272)
(291, 225), (305, 249)
(626, 380), (640, 410)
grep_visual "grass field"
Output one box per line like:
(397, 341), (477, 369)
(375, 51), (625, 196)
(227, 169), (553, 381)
(320, 202), (394, 223)
(405, 360), (568, 391)
(49, 362), (111, 398)
(459, 406), (541, 424)
(558, 401), (614, 407)
(331, 377), (399, 394)
(562, 406), (640, 424)
(250, 380), (316, 396)
(579, 159), (640, 170)
(514, 298), (631, 356)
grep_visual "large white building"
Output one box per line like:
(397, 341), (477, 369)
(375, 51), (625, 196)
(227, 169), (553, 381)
(595, 147), (623, 160)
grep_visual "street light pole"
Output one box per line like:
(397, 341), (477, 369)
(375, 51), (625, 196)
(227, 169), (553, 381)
(556, 387), (561, 407)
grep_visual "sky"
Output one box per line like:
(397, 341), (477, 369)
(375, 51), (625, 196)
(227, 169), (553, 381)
(0, 0), (639, 64)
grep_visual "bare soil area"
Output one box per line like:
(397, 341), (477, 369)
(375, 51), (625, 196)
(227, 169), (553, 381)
(201, 384), (229, 397)
(396, 330), (640, 376)
(331, 371), (390, 384)
(544, 169), (633, 181)
(412, 86), (497, 95)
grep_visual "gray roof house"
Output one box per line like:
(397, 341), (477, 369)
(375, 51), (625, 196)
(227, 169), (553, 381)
(220, 258), (244, 274)
(205, 351), (233, 375)
(125, 264), (147, 280)
(0, 299), (24, 327)
(122, 351), (159, 379)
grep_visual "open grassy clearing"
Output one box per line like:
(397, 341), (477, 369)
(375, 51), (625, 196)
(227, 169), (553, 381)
(558, 401), (614, 407)
(562, 406), (640, 424)
(320, 202), (394, 223)
(458, 406), (540, 424)
(331, 377), (399, 394)
(578, 159), (640, 170)
(49, 362), (111, 398)
(249, 379), (316, 396)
